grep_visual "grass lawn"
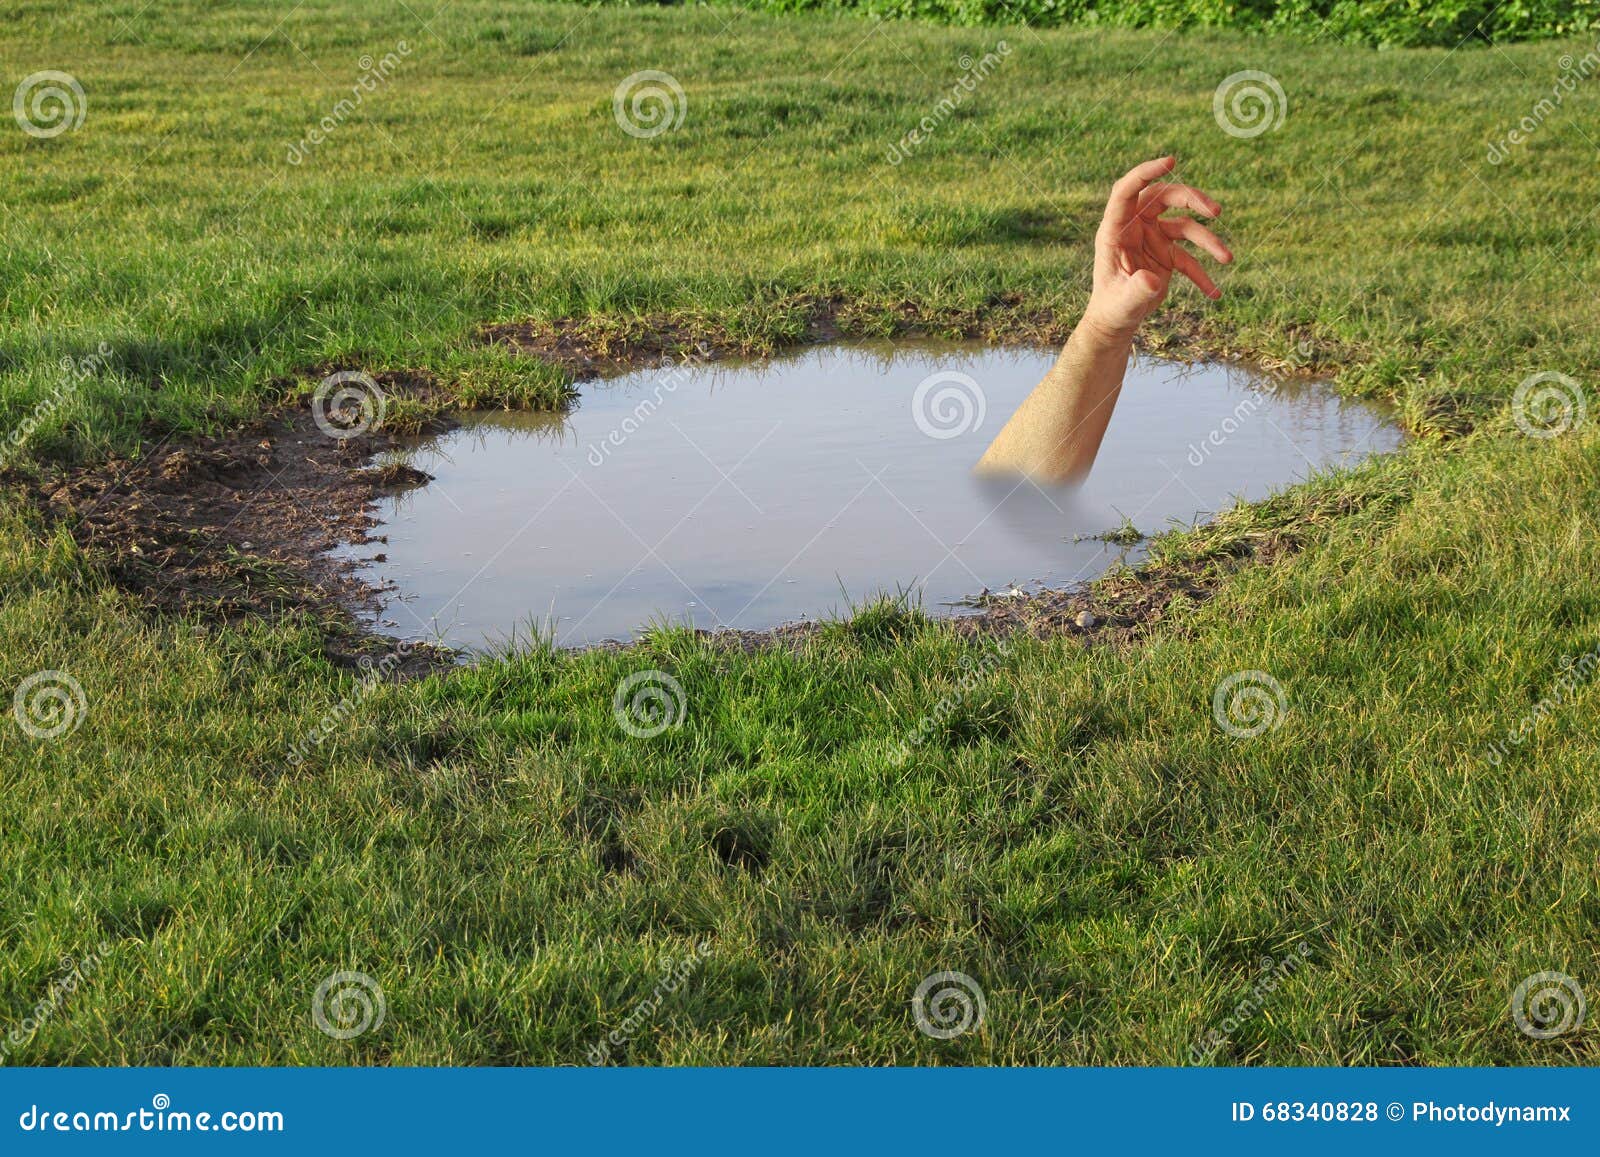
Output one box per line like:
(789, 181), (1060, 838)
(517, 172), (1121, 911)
(2, 0), (1598, 1064)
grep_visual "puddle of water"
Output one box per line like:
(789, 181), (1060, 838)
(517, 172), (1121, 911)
(345, 342), (1401, 649)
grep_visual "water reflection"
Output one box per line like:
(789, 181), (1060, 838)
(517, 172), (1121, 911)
(340, 342), (1401, 649)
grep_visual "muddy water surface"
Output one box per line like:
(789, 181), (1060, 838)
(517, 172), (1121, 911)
(345, 343), (1401, 648)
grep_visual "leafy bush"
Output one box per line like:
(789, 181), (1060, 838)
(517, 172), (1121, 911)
(611, 0), (1600, 46)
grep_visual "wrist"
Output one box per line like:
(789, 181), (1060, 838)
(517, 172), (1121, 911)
(1076, 302), (1139, 350)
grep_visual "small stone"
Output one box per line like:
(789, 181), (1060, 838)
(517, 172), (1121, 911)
(1075, 610), (1097, 628)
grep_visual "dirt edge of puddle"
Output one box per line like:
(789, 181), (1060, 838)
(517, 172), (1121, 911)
(478, 295), (1345, 383)
(8, 373), (460, 675)
(9, 300), (1390, 670)
(576, 533), (1282, 659)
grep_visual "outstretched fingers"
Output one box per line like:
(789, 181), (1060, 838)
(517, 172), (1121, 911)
(1099, 158), (1232, 302)
(1160, 216), (1233, 264)
(1137, 181), (1222, 220)
(1172, 247), (1221, 299)
(1103, 156), (1177, 232)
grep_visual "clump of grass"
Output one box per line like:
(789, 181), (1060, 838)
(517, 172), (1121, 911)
(817, 589), (931, 649)
(438, 348), (576, 412)
(1075, 516), (1145, 545)
(353, 461), (432, 489)
(286, 348), (576, 437)
(371, 393), (446, 437)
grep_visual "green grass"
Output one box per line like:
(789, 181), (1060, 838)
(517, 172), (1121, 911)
(3, 1), (1599, 1064)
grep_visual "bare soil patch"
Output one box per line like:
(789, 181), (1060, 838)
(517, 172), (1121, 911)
(13, 372), (456, 672)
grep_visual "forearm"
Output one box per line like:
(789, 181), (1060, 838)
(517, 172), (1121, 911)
(974, 310), (1135, 484)
(973, 157), (1227, 481)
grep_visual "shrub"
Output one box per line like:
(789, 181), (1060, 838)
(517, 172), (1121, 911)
(610, 0), (1600, 46)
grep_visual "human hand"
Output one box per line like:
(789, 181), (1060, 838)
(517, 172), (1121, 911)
(1080, 156), (1232, 344)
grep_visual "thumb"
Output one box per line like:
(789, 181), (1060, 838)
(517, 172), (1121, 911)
(1131, 268), (1165, 301)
